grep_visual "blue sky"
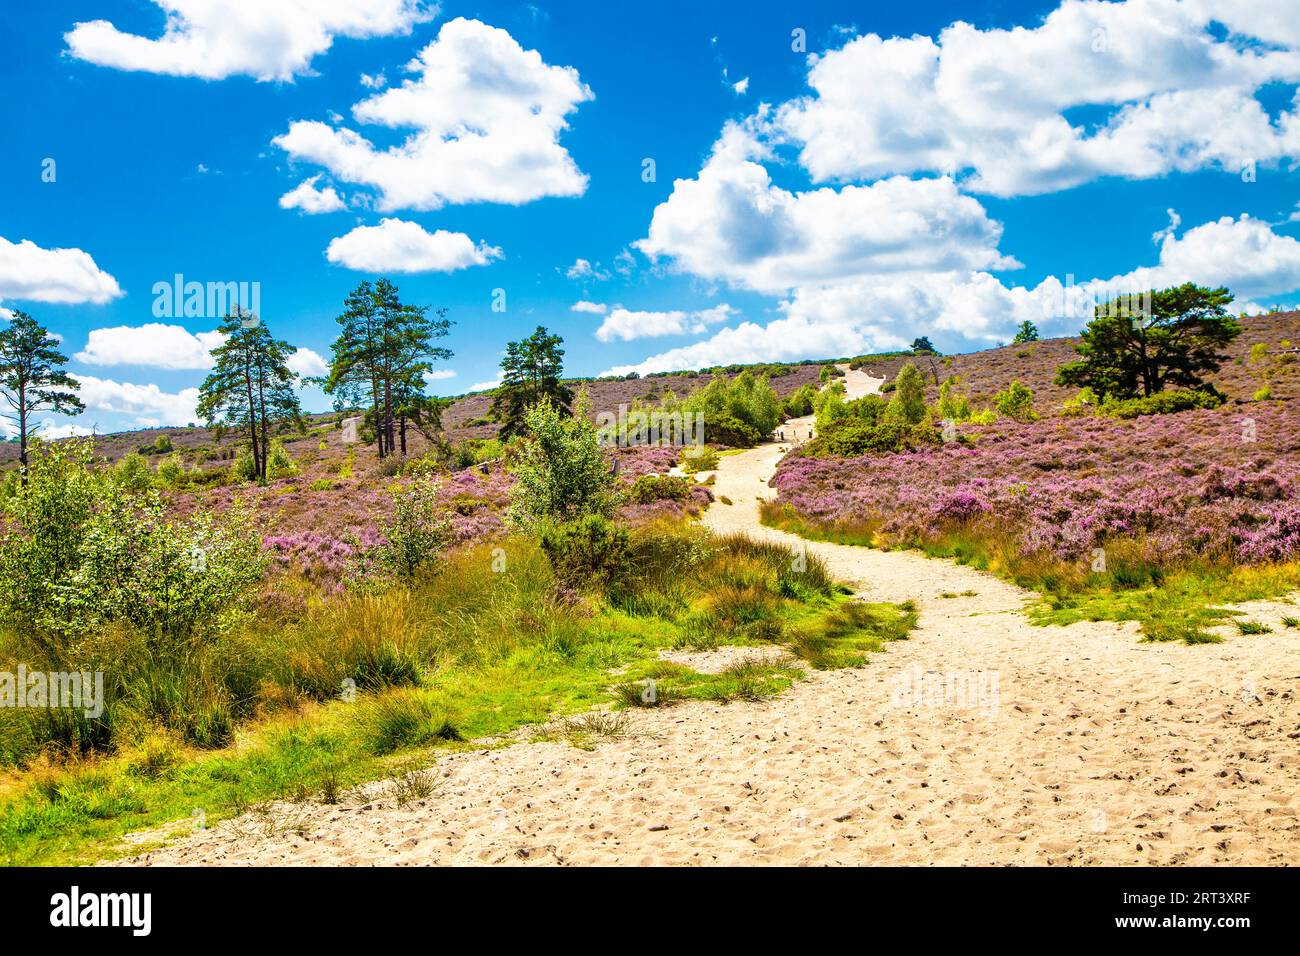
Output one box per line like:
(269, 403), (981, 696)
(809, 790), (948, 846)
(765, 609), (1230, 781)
(1, 0), (1298, 436)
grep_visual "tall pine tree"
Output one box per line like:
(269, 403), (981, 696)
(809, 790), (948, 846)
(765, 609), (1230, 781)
(197, 311), (303, 481)
(0, 311), (85, 477)
(490, 326), (573, 439)
(323, 280), (451, 458)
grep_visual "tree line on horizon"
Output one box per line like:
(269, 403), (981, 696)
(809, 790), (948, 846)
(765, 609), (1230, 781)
(0, 281), (1263, 482)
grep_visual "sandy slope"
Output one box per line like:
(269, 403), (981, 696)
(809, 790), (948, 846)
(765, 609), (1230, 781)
(120, 367), (1300, 866)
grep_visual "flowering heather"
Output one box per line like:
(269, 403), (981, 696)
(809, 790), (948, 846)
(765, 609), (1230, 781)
(170, 444), (708, 586)
(770, 403), (1300, 568)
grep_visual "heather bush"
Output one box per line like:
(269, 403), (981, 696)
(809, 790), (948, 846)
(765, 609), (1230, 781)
(766, 403), (1300, 576)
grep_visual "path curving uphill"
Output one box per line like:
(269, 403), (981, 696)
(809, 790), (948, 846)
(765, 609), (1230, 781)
(123, 367), (1300, 866)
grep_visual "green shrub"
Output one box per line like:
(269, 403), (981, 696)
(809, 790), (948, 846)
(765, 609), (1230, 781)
(155, 453), (187, 488)
(701, 412), (762, 448)
(508, 396), (620, 528)
(450, 438), (504, 470)
(266, 440), (299, 479)
(628, 474), (693, 504)
(373, 477), (452, 580)
(113, 452), (154, 493)
(679, 446), (719, 473)
(309, 478), (335, 491)
(993, 380), (1037, 421)
(229, 446), (258, 482)
(935, 377), (972, 422)
(1062, 386), (1099, 417)
(1254, 385), (1272, 402)
(811, 419), (941, 457)
(884, 363), (926, 425)
(2, 441), (263, 643)
(1101, 389), (1222, 419)
(539, 514), (630, 587)
(677, 370), (782, 446)
(781, 383), (817, 418)
(138, 435), (173, 456)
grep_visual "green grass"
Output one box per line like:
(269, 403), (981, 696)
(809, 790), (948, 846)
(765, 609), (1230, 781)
(0, 523), (915, 866)
(761, 502), (1300, 644)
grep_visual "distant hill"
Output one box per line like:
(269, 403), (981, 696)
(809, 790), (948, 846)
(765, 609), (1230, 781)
(3, 311), (1294, 469)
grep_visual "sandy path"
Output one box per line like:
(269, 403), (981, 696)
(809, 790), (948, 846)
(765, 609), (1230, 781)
(122, 369), (1300, 866)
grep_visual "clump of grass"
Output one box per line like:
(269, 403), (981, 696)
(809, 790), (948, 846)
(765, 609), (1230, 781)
(389, 767), (438, 806)
(1234, 619), (1272, 635)
(546, 710), (629, 749)
(1280, 615), (1299, 628)
(359, 689), (462, 755)
(788, 601), (915, 669)
(614, 677), (681, 708)
(318, 770), (342, 805)
(695, 660), (800, 702)
(124, 738), (183, 780)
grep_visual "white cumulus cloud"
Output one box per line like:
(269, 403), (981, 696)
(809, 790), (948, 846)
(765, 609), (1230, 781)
(595, 304), (736, 342)
(325, 219), (501, 273)
(636, 123), (1017, 295)
(75, 323), (224, 370)
(274, 17), (592, 211)
(774, 0), (1300, 197)
(570, 300), (607, 314)
(0, 235), (122, 305)
(287, 348), (329, 379)
(65, 0), (432, 82)
(280, 176), (346, 214)
(71, 375), (200, 427)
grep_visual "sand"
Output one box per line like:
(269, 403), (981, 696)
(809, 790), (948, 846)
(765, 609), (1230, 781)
(119, 365), (1300, 866)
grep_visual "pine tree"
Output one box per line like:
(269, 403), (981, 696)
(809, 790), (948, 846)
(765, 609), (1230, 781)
(490, 326), (574, 439)
(197, 311), (303, 481)
(1012, 321), (1040, 344)
(0, 311), (85, 477)
(1056, 283), (1241, 398)
(324, 280), (451, 458)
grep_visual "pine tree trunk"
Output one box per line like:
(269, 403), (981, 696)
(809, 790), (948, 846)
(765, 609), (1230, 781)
(17, 381), (28, 485)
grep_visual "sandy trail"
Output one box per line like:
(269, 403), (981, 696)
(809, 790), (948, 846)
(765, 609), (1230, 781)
(122, 367), (1300, 866)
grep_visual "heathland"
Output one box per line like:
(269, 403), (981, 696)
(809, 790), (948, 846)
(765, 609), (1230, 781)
(0, 303), (1297, 865)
